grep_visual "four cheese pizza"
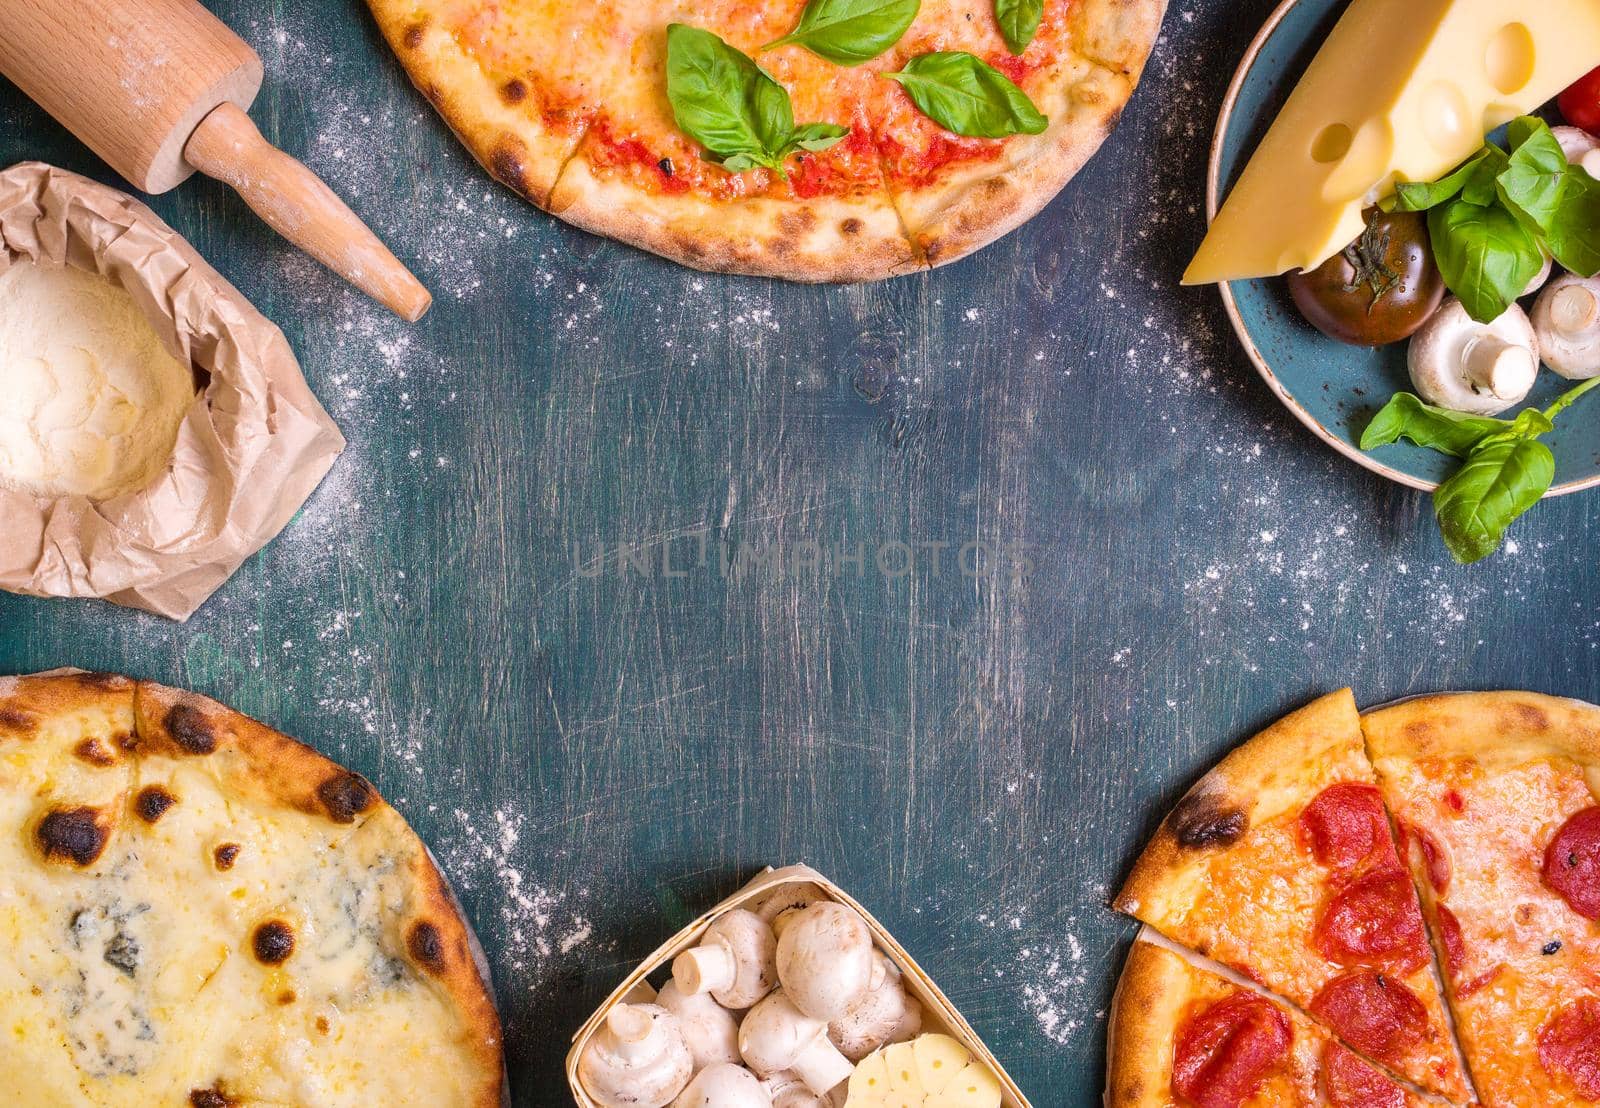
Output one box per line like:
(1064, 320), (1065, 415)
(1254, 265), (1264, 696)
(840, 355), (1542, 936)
(0, 671), (502, 1106)
(364, 0), (1166, 280)
(1114, 689), (1600, 1108)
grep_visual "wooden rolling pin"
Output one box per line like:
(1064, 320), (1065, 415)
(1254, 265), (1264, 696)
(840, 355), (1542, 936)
(0, 0), (431, 321)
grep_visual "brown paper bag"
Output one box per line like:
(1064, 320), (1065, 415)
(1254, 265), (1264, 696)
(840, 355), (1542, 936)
(0, 162), (343, 620)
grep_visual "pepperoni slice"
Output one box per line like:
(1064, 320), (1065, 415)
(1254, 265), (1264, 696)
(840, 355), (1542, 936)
(1171, 992), (1292, 1108)
(1539, 997), (1600, 1098)
(1301, 784), (1396, 876)
(1322, 1042), (1407, 1108)
(1313, 868), (1430, 974)
(1404, 823), (1451, 895)
(1435, 904), (1466, 981)
(1543, 807), (1600, 920)
(1309, 970), (1428, 1062)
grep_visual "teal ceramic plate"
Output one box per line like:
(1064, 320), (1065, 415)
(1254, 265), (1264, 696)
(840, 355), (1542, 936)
(1210, 0), (1600, 495)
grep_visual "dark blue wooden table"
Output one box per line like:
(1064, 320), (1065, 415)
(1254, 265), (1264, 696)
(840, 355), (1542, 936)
(3, 1), (1598, 1103)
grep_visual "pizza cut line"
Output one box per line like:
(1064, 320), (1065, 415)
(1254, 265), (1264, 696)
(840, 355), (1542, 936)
(1111, 689), (1600, 1107)
(363, 0), (1166, 281)
(0, 670), (503, 1107)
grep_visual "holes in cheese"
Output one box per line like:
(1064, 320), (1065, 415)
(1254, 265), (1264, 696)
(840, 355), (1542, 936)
(1185, 0), (1600, 286)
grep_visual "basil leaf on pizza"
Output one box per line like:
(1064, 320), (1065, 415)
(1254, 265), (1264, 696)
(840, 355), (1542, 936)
(883, 52), (1047, 138)
(666, 24), (849, 178)
(765, 0), (921, 65)
(994, 0), (1043, 54)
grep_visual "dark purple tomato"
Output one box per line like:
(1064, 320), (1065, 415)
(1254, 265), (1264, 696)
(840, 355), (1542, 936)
(1285, 209), (1445, 346)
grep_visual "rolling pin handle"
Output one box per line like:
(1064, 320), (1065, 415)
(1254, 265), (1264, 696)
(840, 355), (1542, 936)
(184, 102), (432, 322)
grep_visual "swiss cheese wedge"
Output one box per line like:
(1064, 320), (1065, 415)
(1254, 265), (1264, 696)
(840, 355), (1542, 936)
(1186, 0), (1600, 285)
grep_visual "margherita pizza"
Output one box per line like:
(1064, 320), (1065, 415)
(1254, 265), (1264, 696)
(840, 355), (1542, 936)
(0, 670), (502, 1106)
(364, 0), (1165, 280)
(1114, 688), (1600, 1107)
(1109, 932), (1424, 1107)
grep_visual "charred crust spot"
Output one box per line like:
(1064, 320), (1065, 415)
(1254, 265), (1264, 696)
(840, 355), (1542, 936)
(315, 1015), (330, 1034)
(491, 143), (530, 197)
(402, 21), (426, 49)
(74, 671), (126, 690)
(252, 920), (295, 965)
(0, 707), (37, 732)
(408, 920), (447, 973)
(1170, 789), (1247, 850)
(317, 772), (375, 823)
(499, 78), (527, 104)
(74, 737), (117, 766)
(164, 703), (216, 755)
(189, 1087), (236, 1108)
(114, 730), (139, 753)
(1510, 703), (1551, 733)
(135, 786), (176, 823)
(36, 807), (110, 866)
(778, 209), (816, 236)
(213, 843), (241, 870)
(840, 218), (863, 236)
(277, 989), (297, 1005)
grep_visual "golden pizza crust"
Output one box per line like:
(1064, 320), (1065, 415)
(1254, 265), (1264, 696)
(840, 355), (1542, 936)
(1106, 934), (1193, 1107)
(1114, 689), (1365, 922)
(1361, 691), (1600, 772)
(0, 670), (503, 1107)
(363, 0), (1165, 280)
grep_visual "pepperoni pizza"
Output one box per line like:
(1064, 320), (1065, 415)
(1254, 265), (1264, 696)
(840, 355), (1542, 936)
(1114, 689), (1600, 1107)
(1114, 690), (1471, 1103)
(364, 0), (1166, 280)
(1109, 933), (1424, 1107)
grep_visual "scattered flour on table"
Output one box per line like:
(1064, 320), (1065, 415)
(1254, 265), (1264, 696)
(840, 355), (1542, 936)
(435, 807), (609, 990)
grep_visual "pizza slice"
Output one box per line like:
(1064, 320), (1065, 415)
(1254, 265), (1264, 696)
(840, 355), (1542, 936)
(1109, 931), (1426, 1107)
(865, 0), (1163, 265)
(1363, 692), (1600, 1106)
(1114, 689), (1472, 1103)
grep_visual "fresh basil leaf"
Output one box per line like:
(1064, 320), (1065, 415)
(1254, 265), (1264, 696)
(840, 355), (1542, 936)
(783, 122), (851, 155)
(1427, 197), (1544, 323)
(1389, 152), (1487, 212)
(666, 25), (852, 178)
(883, 52), (1046, 138)
(1546, 166), (1600, 277)
(1498, 121), (1568, 231)
(1433, 433), (1554, 563)
(1359, 392), (1518, 457)
(667, 25), (792, 170)
(765, 0), (920, 65)
(1506, 115), (1547, 153)
(995, 0), (1044, 54)
(1461, 145), (1509, 207)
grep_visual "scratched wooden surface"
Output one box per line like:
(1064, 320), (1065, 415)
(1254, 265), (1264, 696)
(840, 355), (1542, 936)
(3, 0), (1600, 1103)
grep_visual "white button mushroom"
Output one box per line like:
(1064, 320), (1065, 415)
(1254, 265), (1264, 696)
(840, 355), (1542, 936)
(738, 990), (855, 1096)
(1554, 125), (1600, 181)
(578, 1003), (696, 1108)
(657, 978), (743, 1071)
(671, 1063), (773, 1108)
(763, 1071), (845, 1108)
(749, 882), (832, 933)
(775, 902), (883, 1023)
(1407, 297), (1539, 415)
(674, 909), (779, 1010)
(1532, 273), (1600, 379)
(827, 954), (923, 1062)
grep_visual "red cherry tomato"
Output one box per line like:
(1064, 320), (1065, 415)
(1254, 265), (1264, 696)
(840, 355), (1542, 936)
(1560, 66), (1600, 135)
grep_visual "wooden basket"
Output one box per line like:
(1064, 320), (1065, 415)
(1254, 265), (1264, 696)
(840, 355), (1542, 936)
(566, 864), (1032, 1107)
